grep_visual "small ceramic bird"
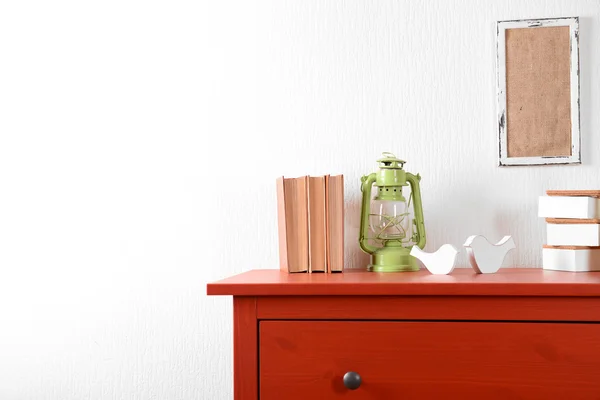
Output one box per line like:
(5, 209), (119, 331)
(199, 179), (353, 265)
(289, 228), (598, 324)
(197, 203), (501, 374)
(463, 235), (515, 274)
(410, 244), (459, 275)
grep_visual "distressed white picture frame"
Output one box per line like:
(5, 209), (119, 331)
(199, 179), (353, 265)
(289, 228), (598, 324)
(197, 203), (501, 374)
(497, 17), (580, 166)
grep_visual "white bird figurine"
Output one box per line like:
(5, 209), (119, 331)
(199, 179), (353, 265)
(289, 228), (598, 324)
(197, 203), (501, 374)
(463, 235), (515, 274)
(410, 244), (459, 275)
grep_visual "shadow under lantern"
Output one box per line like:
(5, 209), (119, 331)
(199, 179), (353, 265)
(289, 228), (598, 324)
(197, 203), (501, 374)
(359, 153), (426, 272)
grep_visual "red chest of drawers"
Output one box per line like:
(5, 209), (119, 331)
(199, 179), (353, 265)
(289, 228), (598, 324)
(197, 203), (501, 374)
(207, 268), (600, 399)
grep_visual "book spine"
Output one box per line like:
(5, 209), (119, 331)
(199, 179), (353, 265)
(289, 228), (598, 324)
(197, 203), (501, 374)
(324, 175), (330, 273)
(308, 176), (327, 273)
(543, 248), (600, 272)
(547, 223), (600, 246)
(538, 196), (598, 219)
(276, 177), (289, 272)
(301, 176), (309, 272)
(328, 175), (344, 272)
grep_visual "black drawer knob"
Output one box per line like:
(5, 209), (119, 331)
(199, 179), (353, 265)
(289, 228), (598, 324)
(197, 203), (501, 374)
(343, 371), (362, 390)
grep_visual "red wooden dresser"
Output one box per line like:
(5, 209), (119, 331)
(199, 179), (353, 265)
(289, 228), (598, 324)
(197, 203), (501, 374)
(207, 268), (600, 399)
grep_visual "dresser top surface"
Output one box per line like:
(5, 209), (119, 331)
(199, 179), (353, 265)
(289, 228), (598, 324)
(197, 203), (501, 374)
(206, 268), (600, 297)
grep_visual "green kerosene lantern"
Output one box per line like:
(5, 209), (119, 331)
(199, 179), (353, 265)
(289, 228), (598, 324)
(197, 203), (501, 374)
(359, 153), (426, 272)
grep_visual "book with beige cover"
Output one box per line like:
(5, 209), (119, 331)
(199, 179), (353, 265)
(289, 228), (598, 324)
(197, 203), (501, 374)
(326, 175), (344, 272)
(276, 176), (309, 273)
(308, 176), (327, 272)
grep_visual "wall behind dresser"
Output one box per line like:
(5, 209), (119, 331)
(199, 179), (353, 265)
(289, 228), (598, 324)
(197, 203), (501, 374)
(0, 0), (598, 399)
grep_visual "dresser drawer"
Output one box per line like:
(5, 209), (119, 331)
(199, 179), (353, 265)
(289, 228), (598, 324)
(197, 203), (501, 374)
(260, 320), (600, 399)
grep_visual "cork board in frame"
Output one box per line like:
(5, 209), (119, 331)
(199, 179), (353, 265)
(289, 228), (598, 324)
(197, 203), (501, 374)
(497, 17), (580, 166)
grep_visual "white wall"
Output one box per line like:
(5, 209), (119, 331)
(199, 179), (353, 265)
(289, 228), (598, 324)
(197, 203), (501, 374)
(0, 0), (598, 398)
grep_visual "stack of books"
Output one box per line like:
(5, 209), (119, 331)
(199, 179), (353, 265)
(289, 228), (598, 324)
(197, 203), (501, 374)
(276, 175), (344, 273)
(539, 190), (600, 272)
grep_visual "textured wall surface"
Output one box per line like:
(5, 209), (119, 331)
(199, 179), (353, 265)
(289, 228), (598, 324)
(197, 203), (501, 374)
(0, 0), (599, 399)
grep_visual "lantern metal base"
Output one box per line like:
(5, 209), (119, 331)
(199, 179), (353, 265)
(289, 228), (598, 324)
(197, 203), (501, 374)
(367, 246), (420, 272)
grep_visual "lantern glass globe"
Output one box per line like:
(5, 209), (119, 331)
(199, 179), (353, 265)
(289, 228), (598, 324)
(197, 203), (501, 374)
(369, 199), (413, 242)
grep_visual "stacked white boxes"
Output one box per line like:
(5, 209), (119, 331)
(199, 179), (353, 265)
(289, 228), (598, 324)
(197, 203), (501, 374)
(539, 191), (600, 272)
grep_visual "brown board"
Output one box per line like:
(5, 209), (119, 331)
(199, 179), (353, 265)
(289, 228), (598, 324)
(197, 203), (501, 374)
(506, 26), (571, 157)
